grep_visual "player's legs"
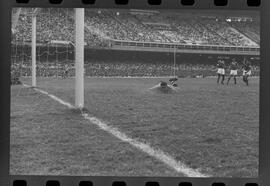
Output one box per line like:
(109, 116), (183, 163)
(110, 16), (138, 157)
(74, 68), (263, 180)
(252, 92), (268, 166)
(242, 71), (246, 84)
(243, 75), (247, 85)
(233, 75), (237, 84)
(217, 74), (221, 83)
(245, 75), (249, 86)
(227, 75), (232, 85)
(242, 70), (251, 86)
(221, 74), (225, 84)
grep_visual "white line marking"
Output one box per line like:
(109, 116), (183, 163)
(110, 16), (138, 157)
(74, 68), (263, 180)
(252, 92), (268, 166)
(22, 83), (30, 88)
(22, 84), (210, 177)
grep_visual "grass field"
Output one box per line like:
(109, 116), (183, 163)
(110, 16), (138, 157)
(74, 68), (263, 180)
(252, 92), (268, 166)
(10, 77), (259, 177)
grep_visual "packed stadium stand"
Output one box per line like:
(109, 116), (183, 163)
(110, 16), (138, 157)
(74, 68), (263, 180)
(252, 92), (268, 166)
(12, 9), (260, 47)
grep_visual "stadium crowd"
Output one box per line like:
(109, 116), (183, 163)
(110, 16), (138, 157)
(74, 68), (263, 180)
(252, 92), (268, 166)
(231, 21), (260, 44)
(200, 18), (257, 46)
(12, 8), (260, 47)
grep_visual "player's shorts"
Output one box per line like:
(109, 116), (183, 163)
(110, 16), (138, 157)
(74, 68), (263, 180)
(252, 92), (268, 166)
(243, 70), (251, 76)
(217, 68), (225, 75)
(230, 70), (238, 76)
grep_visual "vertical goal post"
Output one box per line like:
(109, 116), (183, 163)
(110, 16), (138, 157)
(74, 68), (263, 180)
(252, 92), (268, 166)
(75, 8), (85, 109)
(31, 12), (37, 87)
(29, 8), (85, 108)
(30, 8), (40, 87)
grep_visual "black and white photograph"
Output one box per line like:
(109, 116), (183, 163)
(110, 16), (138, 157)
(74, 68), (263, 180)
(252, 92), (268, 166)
(10, 8), (259, 177)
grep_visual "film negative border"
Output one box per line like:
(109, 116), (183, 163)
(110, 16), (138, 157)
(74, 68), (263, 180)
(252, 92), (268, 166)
(10, 0), (261, 9)
(13, 0), (262, 7)
(10, 178), (263, 186)
(1, 0), (269, 186)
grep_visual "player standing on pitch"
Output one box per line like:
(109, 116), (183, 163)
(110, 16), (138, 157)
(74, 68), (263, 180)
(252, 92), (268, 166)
(217, 59), (226, 84)
(242, 58), (252, 86)
(227, 58), (238, 85)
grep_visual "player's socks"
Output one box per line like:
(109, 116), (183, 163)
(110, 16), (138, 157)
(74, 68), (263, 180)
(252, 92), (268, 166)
(234, 77), (237, 84)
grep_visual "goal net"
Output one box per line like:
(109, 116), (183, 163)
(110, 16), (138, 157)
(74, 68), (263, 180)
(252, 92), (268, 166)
(11, 8), (85, 108)
(12, 8), (75, 79)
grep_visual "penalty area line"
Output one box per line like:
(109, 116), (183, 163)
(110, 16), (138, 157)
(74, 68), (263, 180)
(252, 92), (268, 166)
(22, 84), (210, 177)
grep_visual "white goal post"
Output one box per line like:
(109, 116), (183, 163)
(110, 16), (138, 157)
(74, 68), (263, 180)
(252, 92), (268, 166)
(31, 13), (37, 87)
(75, 8), (85, 109)
(30, 8), (85, 109)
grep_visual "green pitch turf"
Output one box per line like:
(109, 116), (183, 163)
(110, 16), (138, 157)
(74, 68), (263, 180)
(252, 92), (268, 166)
(10, 77), (259, 177)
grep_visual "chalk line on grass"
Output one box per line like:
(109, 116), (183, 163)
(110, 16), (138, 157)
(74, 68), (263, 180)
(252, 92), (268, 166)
(22, 84), (210, 177)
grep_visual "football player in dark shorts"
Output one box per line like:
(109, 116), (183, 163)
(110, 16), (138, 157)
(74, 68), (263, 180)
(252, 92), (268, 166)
(227, 58), (238, 85)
